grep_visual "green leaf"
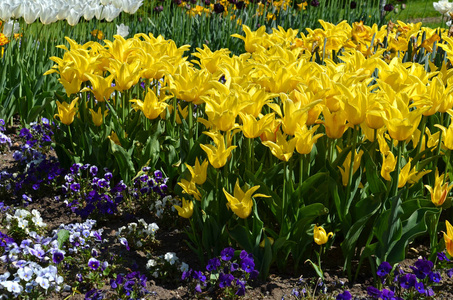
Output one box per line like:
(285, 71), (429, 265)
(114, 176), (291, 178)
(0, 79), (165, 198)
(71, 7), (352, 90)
(109, 141), (136, 183)
(57, 229), (70, 249)
(363, 150), (387, 194)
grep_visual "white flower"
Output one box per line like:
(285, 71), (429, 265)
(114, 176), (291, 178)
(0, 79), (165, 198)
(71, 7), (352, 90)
(147, 223), (159, 235)
(116, 23), (129, 38)
(0, 3), (13, 21)
(179, 262), (189, 273)
(152, 271), (159, 278)
(128, 222), (137, 231)
(66, 7), (81, 26)
(2, 20), (20, 38)
(18, 219), (29, 230)
(433, 0), (453, 15)
(23, 0), (41, 24)
(146, 259), (157, 269)
(164, 252), (177, 265)
(18, 267), (33, 282)
(2, 281), (23, 294)
(122, 0), (143, 14)
(138, 219), (147, 227)
(36, 277), (50, 290)
(15, 209), (30, 219)
(39, 4), (59, 25)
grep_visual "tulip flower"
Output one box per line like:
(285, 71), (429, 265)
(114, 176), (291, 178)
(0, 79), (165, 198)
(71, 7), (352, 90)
(185, 158), (209, 185)
(130, 89), (171, 120)
(382, 95), (428, 141)
(435, 124), (453, 150)
(200, 131), (237, 169)
(381, 152), (396, 181)
(223, 180), (269, 219)
(231, 25), (269, 53)
(443, 221), (453, 256)
(320, 107), (348, 139)
(239, 112), (274, 139)
(173, 198), (194, 218)
(295, 124), (323, 155)
(82, 74), (116, 102)
(89, 107), (108, 127)
(54, 98), (79, 125)
(313, 225), (333, 245)
(116, 23), (130, 38)
(107, 60), (141, 92)
(338, 148), (364, 186)
(262, 131), (297, 162)
(178, 179), (201, 201)
(425, 169), (453, 207)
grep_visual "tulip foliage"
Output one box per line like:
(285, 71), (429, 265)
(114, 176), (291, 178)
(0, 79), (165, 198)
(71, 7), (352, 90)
(45, 20), (453, 278)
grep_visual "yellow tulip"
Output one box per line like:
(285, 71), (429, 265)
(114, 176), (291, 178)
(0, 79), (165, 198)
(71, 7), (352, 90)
(89, 107), (108, 126)
(338, 148), (364, 186)
(425, 169), (453, 207)
(166, 63), (222, 104)
(200, 131), (237, 169)
(106, 60), (141, 92)
(130, 88), (171, 120)
(259, 236), (274, 248)
(178, 179), (202, 201)
(58, 68), (83, 97)
(320, 107), (348, 139)
(185, 158), (209, 186)
(173, 198), (194, 218)
(382, 94), (428, 141)
(239, 112), (274, 139)
(262, 131), (296, 162)
(313, 225), (333, 245)
(108, 131), (121, 146)
(81, 74), (116, 102)
(223, 179), (269, 219)
(435, 124), (453, 150)
(231, 25), (270, 53)
(397, 159), (428, 188)
(295, 124), (323, 155)
(54, 98), (79, 125)
(381, 152), (396, 181)
(443, 221), (453, 256)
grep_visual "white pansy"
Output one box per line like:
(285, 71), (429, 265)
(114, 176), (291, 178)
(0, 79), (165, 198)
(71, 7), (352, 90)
(146, 259), (157, 269)
(179, 262), (189, 273)
(164, 252), (178, 265)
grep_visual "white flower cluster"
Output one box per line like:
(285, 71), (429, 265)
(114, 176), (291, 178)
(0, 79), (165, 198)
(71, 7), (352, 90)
(117, 219), (159, 249)
(0, 0), (143, 26)
(150, 195), (178, 218)
(433, 0), (453, 26)
(5, 209), (46, 235)
(0, 264), (64, 297)
(146, 252), (189, 278)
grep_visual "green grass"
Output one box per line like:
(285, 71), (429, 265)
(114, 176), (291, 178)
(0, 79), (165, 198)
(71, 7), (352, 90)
(385, 0), (444, 29)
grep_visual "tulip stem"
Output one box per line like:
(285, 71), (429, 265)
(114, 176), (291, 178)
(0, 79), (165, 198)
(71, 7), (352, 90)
(415, 116), (427, 162)
(392, 141), (403, 197)
(247, 137), (254, 174)
(318, 245), (323, 274)
(345, 126), (359, 215)
(188, 102), (194, 150)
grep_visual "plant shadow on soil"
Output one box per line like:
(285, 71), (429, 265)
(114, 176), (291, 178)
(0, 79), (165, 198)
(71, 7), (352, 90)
(2, 126), (453, 299)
